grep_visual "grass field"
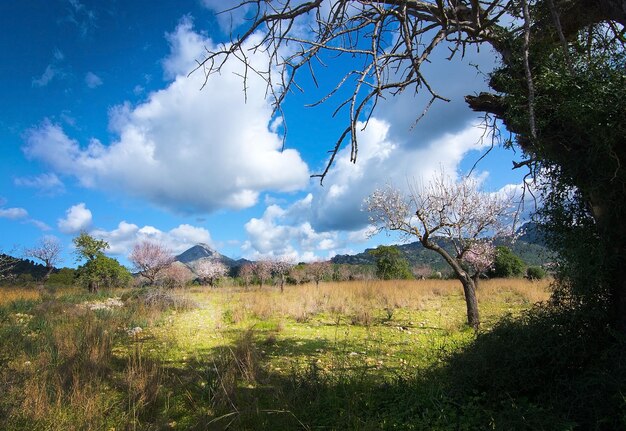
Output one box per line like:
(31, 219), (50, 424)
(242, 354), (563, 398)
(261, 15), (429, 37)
(0, 279), (564, 430)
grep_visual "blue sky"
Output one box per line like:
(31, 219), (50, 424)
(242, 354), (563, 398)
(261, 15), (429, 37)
(0, 1), (527, 268)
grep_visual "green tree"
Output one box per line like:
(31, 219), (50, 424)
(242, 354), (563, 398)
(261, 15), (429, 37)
(369, 246), (413, 281)
(73, 233), (130, 292)
(490, 246), (526, 278)
(73, 232), (108, 262)
(77, 255), (132, 291)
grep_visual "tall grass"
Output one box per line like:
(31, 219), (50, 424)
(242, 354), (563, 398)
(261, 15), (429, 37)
(0, 279), (555, 430)
(224, 279), (551, 325)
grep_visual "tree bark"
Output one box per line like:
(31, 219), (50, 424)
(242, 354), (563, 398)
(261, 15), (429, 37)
(422, 239), (481, 329)
(461, 275), (481, 330)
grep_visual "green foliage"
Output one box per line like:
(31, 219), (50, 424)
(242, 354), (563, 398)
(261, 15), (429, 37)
(490, 246), (525, 278)
(439, 304), (625, 430)
(368, 245), (413, 280)
(526, 266), (547, 280)
(45, 268), (77, 287)
(73, 232), (109, 262)
(77, 255), (131, 291)
(492, 25), (626, 313)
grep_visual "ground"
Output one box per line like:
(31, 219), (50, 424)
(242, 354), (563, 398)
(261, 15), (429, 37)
(0, 279), (551, 430)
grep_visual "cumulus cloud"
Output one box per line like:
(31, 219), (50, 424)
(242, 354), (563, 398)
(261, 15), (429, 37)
(0, 207), (28, 220)
(23, 17), (309, 214)
(241, 193), (374, 262)
(58, 203), (92, 234)
(240, 117), (498, 259)
(91, 221), (213, 256)
(308, 118), (491, 232)
(14, 173), (65, 195)
(85, 71), (103, 88)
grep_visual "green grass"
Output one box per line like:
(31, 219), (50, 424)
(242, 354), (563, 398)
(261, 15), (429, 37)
(1, 279), (623, 430)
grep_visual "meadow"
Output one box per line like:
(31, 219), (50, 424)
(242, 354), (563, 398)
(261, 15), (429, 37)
(0, 279), (570, 430)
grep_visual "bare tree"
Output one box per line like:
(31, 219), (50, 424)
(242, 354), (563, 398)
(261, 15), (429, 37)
(195, 1), (625, 182)
(366, 172), (513, 329)
(194, 259), (228, 287)
(129, 241), (174, 285)
(25, 236), (63, 282)
(306, 261), (332, 288)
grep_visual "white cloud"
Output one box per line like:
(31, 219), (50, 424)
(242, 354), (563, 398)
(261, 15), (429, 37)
(23, 18), (310, 214)
(28, 219), (52, 231)
(14, 173), (65, 195)
(309, 118), (490, 232)
(241, 193), (371, 262)
(91, 221), (213, 256)
(32, 64), (61, 87)
(240, 118), (496, 260)
(0, 207), (28, 220)
(85, 71), (103, 88)
(58, 203), (92, 234)
(0, 205), (49, 231)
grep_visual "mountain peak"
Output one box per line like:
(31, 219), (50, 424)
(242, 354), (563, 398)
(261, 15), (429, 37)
(175, 243), (240, 268)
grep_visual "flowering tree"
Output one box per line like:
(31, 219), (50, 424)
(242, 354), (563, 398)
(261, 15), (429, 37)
(306, 261), (332, 288)
(252, 260), (273, 288)
(194, 259), (228, 287)
(367, 172), (513, 329)
(25, 236), (63, 282)
(129, 241), (174, 285)
(158, 262), (194, 288)
(269, 257), (293, 293)
(462, 241), (497, 287)
(239, 263), (255, 288)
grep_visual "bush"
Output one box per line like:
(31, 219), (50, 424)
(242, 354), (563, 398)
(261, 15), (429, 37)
(490, 246), (525, 278)
(526, 266), (547, 280)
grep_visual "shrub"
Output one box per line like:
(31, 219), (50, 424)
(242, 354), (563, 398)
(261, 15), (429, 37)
(489, 246), (526, 278)
(526, 266), (547, 280)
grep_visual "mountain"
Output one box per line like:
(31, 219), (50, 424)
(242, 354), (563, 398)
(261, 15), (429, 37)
(175, 243), (249, 269)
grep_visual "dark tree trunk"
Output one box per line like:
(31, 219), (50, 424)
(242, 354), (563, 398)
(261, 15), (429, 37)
(421, 239), (481, 329)
(461, 275), (480, 330)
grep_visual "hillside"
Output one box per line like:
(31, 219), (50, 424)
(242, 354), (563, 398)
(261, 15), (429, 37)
(332, 232), (553, 272)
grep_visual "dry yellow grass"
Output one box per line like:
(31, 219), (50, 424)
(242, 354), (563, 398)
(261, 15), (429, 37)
(477, 278), (552, 304)
(222, 278), (551, 324)
(0, 287), (41, 305)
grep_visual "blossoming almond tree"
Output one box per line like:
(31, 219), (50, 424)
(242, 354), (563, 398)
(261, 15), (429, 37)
(366, 172), (514, 329)
(194, 259), (228, 287)
(129, 241), (174, 286)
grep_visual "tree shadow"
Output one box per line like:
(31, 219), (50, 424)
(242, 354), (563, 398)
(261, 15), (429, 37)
(149, 305), (626, 430)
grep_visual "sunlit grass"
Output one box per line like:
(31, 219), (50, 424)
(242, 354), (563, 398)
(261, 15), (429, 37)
(0, 278), (552, 429)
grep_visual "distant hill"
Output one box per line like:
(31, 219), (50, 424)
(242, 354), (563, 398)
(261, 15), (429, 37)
(331, 224), (554, 272)
(1, 254), (50, 281)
